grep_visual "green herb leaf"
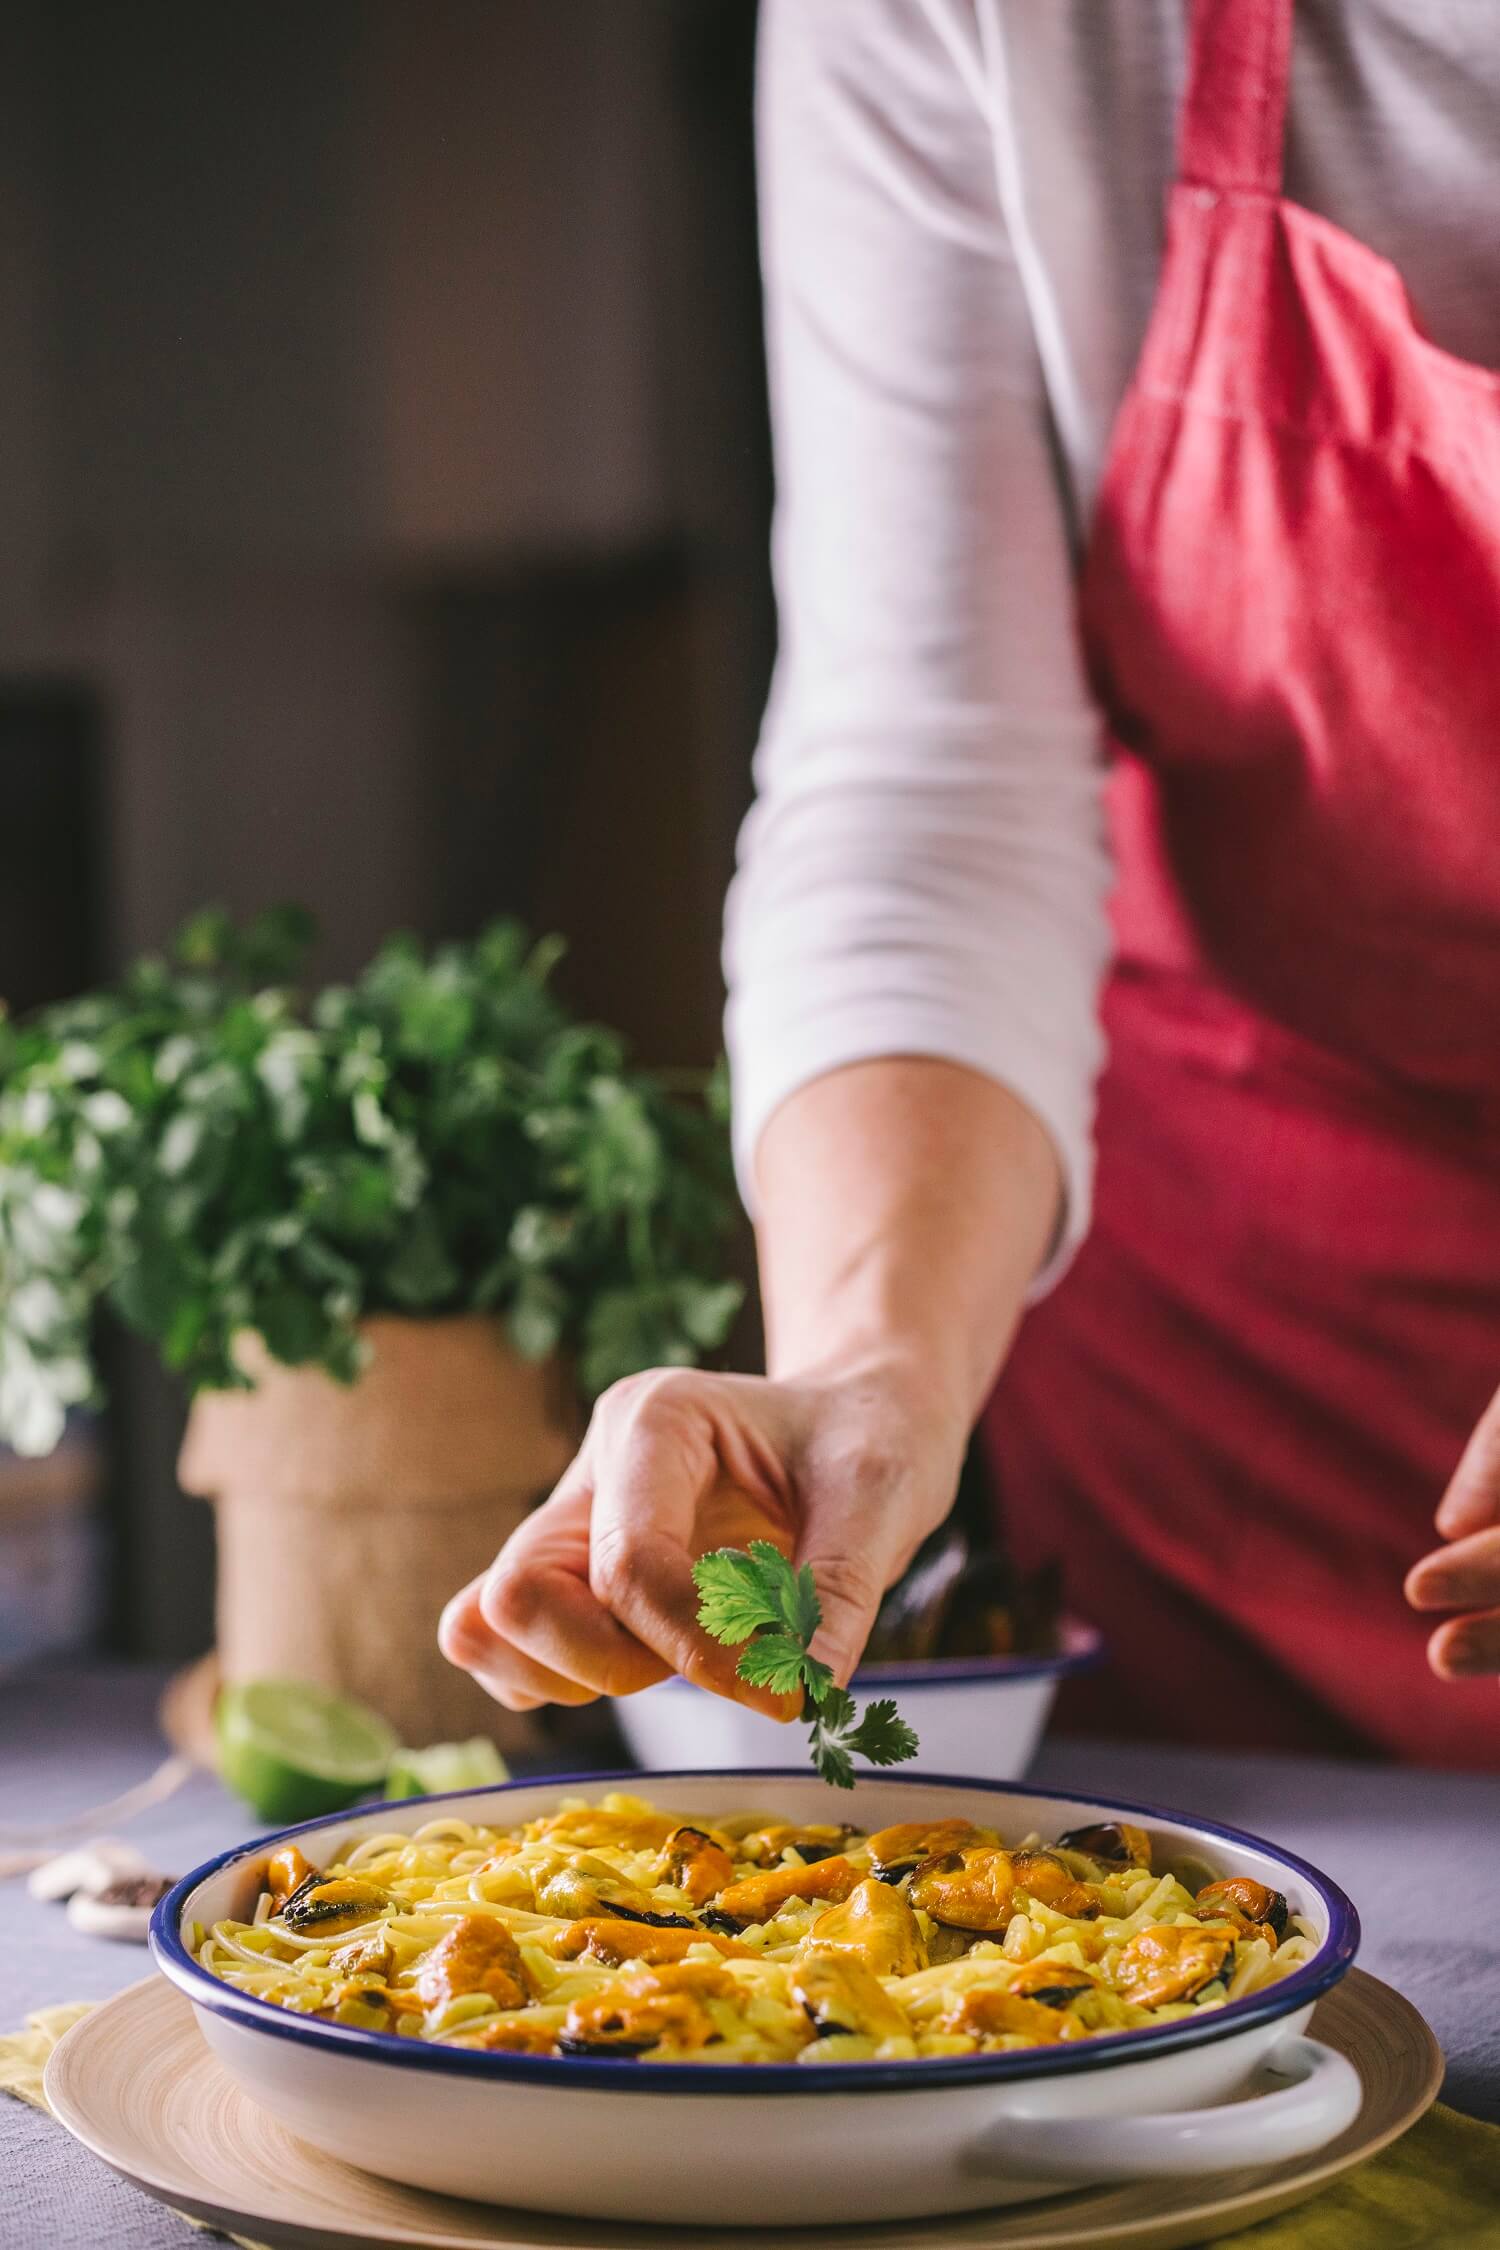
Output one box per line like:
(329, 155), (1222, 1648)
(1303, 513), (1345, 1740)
(748, 1541), (822, 1646)
(807, 1728), (856, 1792)
(692, 1544), (918, 1789)
(733, 1632), (812, 1695)
(0, 908), (742, 1455)
(692, 1548), (783, 1646)
(843, 1697), (921, 1768)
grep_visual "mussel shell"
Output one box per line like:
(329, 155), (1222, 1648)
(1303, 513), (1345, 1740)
(609, 1906), (697, 1930)
(281, 1877), (389, 1933)
(785, 1839), (848, 1866)
(941, 1553), (1062, 1659)
(864, 1528), (1063, 1664)
(555, 2033), (652, 2057)
(278, 1872), (321, 1920)
(1019, 1981), (1090, 2009)
(865, 1529), (970, 1662)
(1057, 1821), (1153, 1869)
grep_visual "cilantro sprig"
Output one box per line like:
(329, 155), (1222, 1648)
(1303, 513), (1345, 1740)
(0, 907), (744, 1456)
(692, 1540), (919, 1789)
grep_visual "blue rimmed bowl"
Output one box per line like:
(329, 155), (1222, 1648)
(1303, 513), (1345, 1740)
(151, 1768), (1361, 2228)
(613, 1616), (1105, 1777)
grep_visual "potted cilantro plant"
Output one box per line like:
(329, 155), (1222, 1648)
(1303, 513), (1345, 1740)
(0, 908), (743, 1747)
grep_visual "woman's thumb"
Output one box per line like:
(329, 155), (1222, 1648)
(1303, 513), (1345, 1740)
(794, 1503), (898, 1686)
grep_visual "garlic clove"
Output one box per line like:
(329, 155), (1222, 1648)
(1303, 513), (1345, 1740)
(27, 1839), (149, 1903)
(66, 1875), (176, 1942)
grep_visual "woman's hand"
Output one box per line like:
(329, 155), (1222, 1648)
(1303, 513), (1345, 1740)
(1405, 1387), (1500, 1681)
(440, 1356), (969, 1713)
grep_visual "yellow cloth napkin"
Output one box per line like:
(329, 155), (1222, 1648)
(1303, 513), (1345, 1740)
(5, 2002), (1499, 2247)
(0, 2003), (95, 2106)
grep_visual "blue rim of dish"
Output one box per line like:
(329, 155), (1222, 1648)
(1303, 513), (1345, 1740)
(151, 1767), (1360, 2097)
(632, 1616), (1106, 1692)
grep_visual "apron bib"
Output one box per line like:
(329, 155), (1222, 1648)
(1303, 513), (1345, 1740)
(984, 0), (1500, 1768)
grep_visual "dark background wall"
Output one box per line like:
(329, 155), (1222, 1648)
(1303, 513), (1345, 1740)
(0, 0), (771, 1658)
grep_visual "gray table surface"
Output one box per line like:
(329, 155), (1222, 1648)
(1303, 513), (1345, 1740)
(2, 1663), (1497, 2250)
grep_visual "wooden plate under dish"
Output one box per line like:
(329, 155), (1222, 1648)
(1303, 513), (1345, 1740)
(45, 1969), (1440, 2250)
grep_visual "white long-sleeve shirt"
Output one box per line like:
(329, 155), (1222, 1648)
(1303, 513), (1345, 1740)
(724, 0), (1500, 1278)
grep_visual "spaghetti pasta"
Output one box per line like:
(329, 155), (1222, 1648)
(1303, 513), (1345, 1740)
(197, 1793), (1318, 2064)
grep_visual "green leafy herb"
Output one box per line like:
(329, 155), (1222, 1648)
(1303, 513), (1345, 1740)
(0, 909), (744, 1455)
(806, 1690), (919, 1792)
(693, 1540), (919, 1789)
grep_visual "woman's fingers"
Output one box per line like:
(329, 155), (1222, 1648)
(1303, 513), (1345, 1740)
(474, 1479), (673, 1701)
(1406, 1522), (1500, 1680)
(1405, 1524), (1500, 1612)
(584, 1374), (796, 1713)
(1424, 1608), (1500, 1680)
(1436, 1389), (1500, 1539)
(790, 1390), (965, 1684)
(437, 1574), (607, 1708)
(1408, 1392), (1500, 1681)
(439, 1464), (669, 1707)
(444, 1373), (801, 1712)
(440, 1362), (966, 1715)
(793, 1471), (907, 1687)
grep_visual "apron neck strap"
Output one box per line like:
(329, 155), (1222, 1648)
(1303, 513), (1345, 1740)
(1179, 0), (1293, 195)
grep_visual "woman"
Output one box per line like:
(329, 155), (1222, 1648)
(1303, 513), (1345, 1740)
(443, 0), (1500, 1767)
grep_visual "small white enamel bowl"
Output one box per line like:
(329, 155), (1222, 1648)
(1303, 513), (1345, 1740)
(613, 1617), (1105, 1778)
(152, 1770), (1362, 2230)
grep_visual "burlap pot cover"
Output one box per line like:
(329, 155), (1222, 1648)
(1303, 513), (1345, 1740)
(177, 1317), (580, 1756)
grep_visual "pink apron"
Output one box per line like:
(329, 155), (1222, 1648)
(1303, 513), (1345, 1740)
(984, 0), (1500, 1768)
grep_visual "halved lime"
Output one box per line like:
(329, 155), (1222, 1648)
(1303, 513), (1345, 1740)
(384, 1738), (509, 1801)
(216, 1678), (400, 1825)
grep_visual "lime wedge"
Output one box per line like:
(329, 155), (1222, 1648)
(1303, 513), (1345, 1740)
(216, 1678), (399, 1825)
(384, 1739), (509, 1801)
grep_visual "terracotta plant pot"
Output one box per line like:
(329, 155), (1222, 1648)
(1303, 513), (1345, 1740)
(177, 1317), (580, 1756)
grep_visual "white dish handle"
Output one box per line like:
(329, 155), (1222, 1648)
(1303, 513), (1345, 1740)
(965, 2034), (1363, 2184)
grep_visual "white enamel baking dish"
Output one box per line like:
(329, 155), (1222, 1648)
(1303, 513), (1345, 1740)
(613, 1619), (1104, 1779)
(152, 1770), (1363, 2228)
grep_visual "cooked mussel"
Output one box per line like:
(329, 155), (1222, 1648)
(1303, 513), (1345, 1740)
(864, 1527), (1062, 1663)
(1111, 1923), (1235, 2008)
(526, 1804), (678, 1852)
(1009, 1850), (1102, 1919)
(1057, 1821), (1154, 1872)
(907, 1847), (1018, 1933)
(455, 2015), (559, 2054)
(328, 1928), (396, 1979)
(555, 1918), (754, 1966)
(658, 1824), (735, 1907)
(265, 1845), (317, 1910)
(735, 1822), (860, 1868)
(280, 1876), (391, 1936)
(791, 1951), (911, 2045)
(535, 1857), (694, 1930)
(416, 1915), (531, 2012)
(1195, 1877), (1288, 1942)
(866, 1817), (991, 1883)
(936, 1985), (1070, 2044)
(712, 1855), (862, 1927)
(1005, 1960), (1097, 2008)
(864, 1527), (970, 1662)
(557, 1964), (724, 2056)
(810, 1878), (926, 1977)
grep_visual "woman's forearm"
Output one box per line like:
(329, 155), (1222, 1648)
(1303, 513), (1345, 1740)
(753, 1057), (1062, 1433)
(447, 1057), (1064, 1710)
